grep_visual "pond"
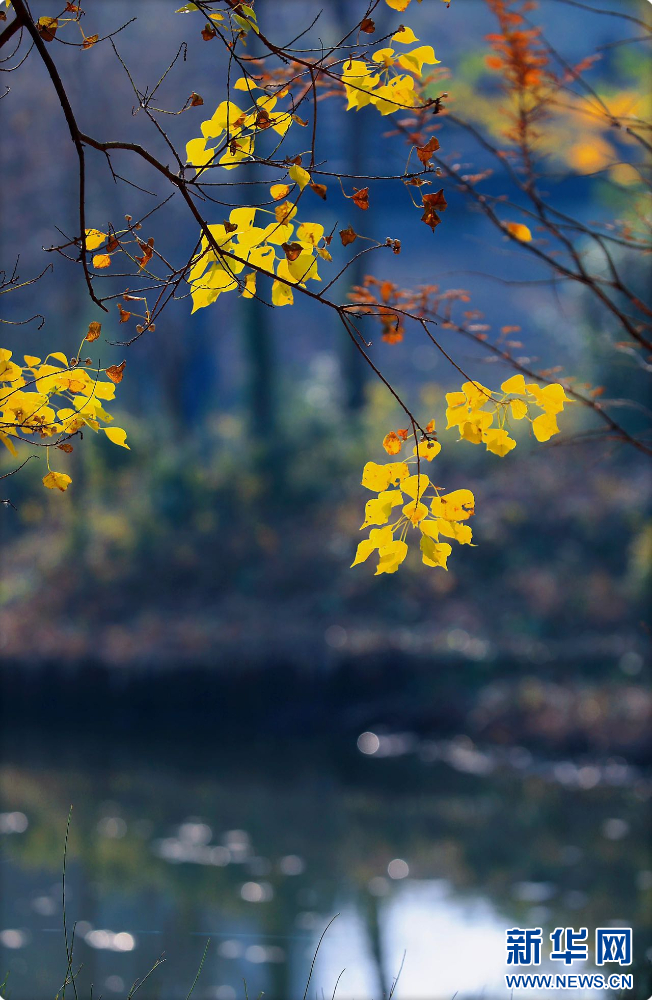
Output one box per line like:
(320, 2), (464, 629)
(1, 723), (649, 1000)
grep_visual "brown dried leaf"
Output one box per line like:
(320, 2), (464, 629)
(189, 92), (204, 107)
(37, 16), (58, 41)
(224, 220), (238, 234)
(416, 135), (440, 164)
(360, 17), (375, 33)
(309, 182), (327, 200)
(85, 321), (102, 342)
(105, 361), (126, 384)
(57, 443), (74, 453)
(201, 23), (217, 40)
(352, 186), (369, 210)
(339, 225), (357, 247)
(421, 188), (448, 232)
(282, 242), (302, 262)
(117, 303), (131, 323)
(82, 34), (99, 50)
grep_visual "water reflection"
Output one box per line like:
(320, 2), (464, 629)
(0, 731), (649, 999)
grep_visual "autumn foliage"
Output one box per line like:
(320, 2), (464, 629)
(1, 0), (650, 576)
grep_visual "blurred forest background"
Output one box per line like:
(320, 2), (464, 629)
(0, 1), (650, 998)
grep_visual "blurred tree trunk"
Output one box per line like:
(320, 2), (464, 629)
(335, 0), (373, 413)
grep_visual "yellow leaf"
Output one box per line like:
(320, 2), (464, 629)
(93, 254), (112, 269)
(46, 352), (68, 367)
(401, 473), (430, 500)
(375, 539), (408, 575)
(351, 526), (394, 567)
(403, 499), (428, 524)
(420, 535), (452, 569)
(361, 461), (409, 491)
(24, 355), (41, 367)
(505, 222), (532, 242)
(361, 496), (393, 529)
(430, 489), (474, 521)
(392, 26), (419, 44)
(483, 428), (516, 457)
(1, 434), (18, 458)
(271, 279), (293, 306)
(43, 471), (72, 492)
(85, 228), (106, 251)
(270, 183), (291, 201)
(385, 0), (411, 10)
(351, 538), (376, 567)
(510, 398), (528, 420)
(501, 373), (526, 395)
(274, 200), (298, 225)
(435, 519), (473, 545)
(527, 382), (569, 415)
(414, 440), (441, 461)
(234, 76), (259, 92)
(532, 412), (559, 442)
(462, 380), (492, 409)
(420, 519), (439, 540)
(103, 426), (129, 449)
(289, 163), (311, 190)
(397, 45), (439, 76)
(242, 271), (257, 299)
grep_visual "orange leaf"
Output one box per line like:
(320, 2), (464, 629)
(117, 303), (131, 323)
(505, 222), (532, 242)
(421, 188), (448, 232)
(352, 187), (369, 210)
(82, 34), (99, 50)
(416, 136), (440, 165)
(383, 431), (403, 456)
(105, 361), (126, 384)
(85, 321), (102, 342)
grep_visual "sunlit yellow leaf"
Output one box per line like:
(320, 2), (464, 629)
(505, 222), (532, 242)
(271, 279), (293, 306)
(403, 499), (428, 524)
(483, 428), (516, 457)
(501, 374), (527, 395)
(289, 164), (311, 190)
(85, 229), (106, 251)
(532, 412), (559, 442)
(401, 473), (430, 500)
(420, 535), (452, 569)
(375, 539), (408, 575)
(43, 471), (72, 492)
(435, 519), (473, 545)
(270, 183), (291, 201)
(103, 426), (129, 449)
(510, 398), (528, 420)
(430, 489), (474, 521)
(392, 26), (418, 44)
